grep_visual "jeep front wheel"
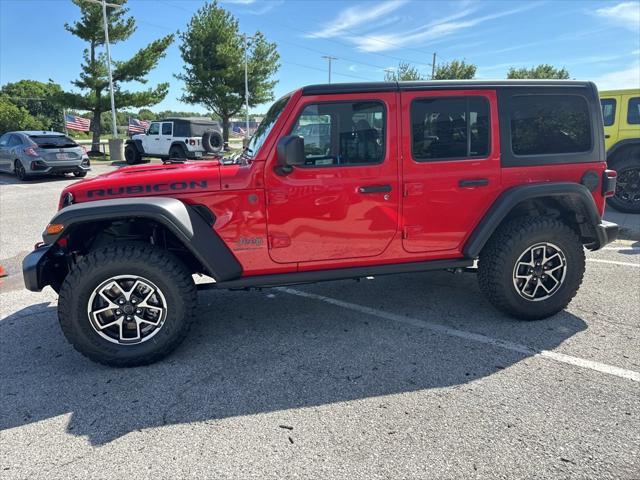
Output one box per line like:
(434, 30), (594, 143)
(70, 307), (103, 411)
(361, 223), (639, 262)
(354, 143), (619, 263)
(478, 217), (585, 320)
(58, 243), (197, 367)
(124, 144), (141, 165)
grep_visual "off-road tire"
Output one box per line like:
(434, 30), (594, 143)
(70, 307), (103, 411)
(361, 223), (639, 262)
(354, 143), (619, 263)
(58, 243), (197, 367)
(607, 152), (640, 213)
(202, 130), (223, 153)
(478, 217), (585, 320)
(169, 144), (187, 160)
(124, 144), (142, 165)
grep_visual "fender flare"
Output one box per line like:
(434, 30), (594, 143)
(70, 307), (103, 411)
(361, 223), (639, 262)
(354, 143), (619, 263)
(125, 139), (144, 154)
(607, 139), (640, 162)
(169, 141), (188, 155)
(463, 182), (603, 258)
(34, 197), (242, 287)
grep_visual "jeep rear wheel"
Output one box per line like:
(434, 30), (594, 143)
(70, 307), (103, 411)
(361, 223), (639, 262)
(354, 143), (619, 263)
(58, 243), (197, 367)
(478, 217), (585, 320)
(169, 144), (187, 160)
(124, 144), (141, 165)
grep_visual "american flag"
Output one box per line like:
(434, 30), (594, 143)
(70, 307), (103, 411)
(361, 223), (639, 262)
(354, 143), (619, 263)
(128, 117), (150, 134)
(64, 113), (91, 132)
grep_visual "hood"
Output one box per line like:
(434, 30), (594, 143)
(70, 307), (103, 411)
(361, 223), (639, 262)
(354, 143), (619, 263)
(59, 160), (222, 208)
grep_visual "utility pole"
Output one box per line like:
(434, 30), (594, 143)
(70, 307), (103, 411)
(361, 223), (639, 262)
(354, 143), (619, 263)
(431, 52), (436, 79)
(243, 34), (255, 141)
(322, 55), (338, 83)
(85, 0), (121, 139)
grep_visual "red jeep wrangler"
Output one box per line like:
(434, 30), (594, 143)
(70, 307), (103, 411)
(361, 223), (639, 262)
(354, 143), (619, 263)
(23, 80), (619, 367)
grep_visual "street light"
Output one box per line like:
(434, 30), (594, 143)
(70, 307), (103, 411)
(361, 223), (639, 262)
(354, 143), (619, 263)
(84, 0), (121, 139)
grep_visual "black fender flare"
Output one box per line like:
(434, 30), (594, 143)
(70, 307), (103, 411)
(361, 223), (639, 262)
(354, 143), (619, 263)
(606, 139), (640, 163)
(169, 141), (188, 155)
(463, 182), (605, 258)
(125, 139), (144, 154)
(26, 197), (242, 290)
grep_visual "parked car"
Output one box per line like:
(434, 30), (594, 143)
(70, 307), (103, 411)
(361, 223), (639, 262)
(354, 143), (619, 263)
(24, 80), (618, 367)
(0, 131), (90, 180)
(124, 117), (223, 164)
(599, 89), (640, 213)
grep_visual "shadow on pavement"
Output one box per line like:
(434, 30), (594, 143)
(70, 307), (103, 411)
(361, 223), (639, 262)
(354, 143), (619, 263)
(0, 272), (587, 445)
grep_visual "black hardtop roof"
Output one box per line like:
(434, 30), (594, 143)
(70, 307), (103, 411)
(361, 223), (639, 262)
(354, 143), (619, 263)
(159, 117), (219, 124)
(301, 80), (597, 95)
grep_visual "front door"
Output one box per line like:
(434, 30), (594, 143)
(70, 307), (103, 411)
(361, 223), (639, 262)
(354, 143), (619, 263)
(144, 122), (161, 155)
(159, 122), (173, 156)
(400, 89), (502, 254)
(265, 92), (399, 264)
(0, 134), (9, 171)
(600, 96), (619, 151)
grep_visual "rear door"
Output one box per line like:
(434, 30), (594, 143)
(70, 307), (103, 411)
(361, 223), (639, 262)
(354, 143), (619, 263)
(600, 96), (619, 151)
(400, 89), (501, 253)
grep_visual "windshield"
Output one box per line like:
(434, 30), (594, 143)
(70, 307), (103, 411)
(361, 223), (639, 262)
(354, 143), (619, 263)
(30, 135), (78, 148)
(245, 94), (291, 157)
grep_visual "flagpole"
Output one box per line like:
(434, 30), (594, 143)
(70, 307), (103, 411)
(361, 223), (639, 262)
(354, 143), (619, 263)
(63, 109), (68, 136)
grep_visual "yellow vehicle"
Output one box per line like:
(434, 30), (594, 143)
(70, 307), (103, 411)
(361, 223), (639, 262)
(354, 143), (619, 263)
(600, 89), (640, 213)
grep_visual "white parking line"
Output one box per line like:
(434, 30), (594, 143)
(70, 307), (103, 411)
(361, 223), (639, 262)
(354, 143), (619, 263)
(278, 287), (640, 383)
(586, 258), (640, 268)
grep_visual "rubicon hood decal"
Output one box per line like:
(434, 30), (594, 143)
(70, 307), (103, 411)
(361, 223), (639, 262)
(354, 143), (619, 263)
(87, 180), (208, 198)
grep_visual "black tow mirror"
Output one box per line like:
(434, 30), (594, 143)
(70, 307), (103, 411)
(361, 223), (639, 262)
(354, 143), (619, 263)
(276, 135), (305, 175)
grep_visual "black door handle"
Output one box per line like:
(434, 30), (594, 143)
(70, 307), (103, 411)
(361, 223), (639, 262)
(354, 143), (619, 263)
(358, 184), (392, 194)
(459, 178), (489, 187)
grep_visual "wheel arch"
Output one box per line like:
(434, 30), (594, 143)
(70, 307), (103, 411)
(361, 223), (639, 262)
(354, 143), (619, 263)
(23, 197), (242, 292)
(463, 182), (603, 258)
(606, 139), (640, 165)
(125, 139), (144, 154)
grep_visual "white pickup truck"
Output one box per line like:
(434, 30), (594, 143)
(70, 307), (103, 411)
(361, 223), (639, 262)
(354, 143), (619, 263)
(124, 117), (223, 164)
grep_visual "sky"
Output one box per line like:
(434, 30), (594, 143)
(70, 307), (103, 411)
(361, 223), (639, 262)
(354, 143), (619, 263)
(1, 0), (639, 115)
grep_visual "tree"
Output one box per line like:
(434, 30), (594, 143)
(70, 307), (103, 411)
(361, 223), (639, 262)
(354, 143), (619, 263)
(507, 64), (570, 79)
(0, 80), (64, 131)
(384, 62), (423, 81)
(0, 94), (45, 133)
(177, 1), (279, 142)
(432, 59), (476, 80)
(58, 0), (173, 153)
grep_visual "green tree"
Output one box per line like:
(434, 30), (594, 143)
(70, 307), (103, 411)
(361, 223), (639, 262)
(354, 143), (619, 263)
(0, 94), (45, 133)
(177, 1), (279, 142)
(58, 0), (173, 153)
(507, 64), (570, 79)
(432, 59), (476, 80)
(384, 62), (423, 81)
(0, 80), (64, 130)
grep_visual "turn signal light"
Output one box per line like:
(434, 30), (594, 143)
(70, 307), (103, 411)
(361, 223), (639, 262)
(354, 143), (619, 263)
(45, 223), (64, 235)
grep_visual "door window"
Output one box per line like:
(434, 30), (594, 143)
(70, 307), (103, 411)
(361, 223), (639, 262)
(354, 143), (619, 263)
(628, 97), (640, 124)
(290, 101), (385, 166)
(600, 99), (616, 126)
(148, 123), (160, 135)
(8, 135), (22, 147)
(162, 122), (173, 135)
(411, 96), (490, 161)
(0, 134), (9, 146)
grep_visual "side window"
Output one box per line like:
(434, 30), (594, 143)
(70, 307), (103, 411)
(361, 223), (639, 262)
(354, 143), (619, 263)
(510, 95), (591, 156)
(628, 97), (640, 125)
(148, 122), (160, 135)
(8, 135), (22, 147)
(162, 122), (173, 135)
(411, 96), (490, 161)
(600, 99), (616, 127)
(290, 101), (385, 166)
(0, 134), (9, 146)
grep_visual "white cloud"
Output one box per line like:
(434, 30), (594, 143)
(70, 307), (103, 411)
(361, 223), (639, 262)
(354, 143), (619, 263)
(308, 0), (408, 39)
(593, 62), (640, 90)
(595, 2), (640, 30)
(350, 2), (542, 52)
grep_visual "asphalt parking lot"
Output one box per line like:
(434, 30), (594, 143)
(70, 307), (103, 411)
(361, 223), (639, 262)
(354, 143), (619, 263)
(0, 165), (639, 479)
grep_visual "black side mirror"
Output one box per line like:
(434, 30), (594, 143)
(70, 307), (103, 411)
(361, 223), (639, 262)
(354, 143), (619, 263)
(276, 135), (305, 175)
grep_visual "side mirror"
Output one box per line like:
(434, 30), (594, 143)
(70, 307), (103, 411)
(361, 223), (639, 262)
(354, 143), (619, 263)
(276, 135), (305, 175)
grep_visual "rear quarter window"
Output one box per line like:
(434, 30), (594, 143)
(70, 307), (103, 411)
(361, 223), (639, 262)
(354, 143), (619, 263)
(510, 95), (591, 156)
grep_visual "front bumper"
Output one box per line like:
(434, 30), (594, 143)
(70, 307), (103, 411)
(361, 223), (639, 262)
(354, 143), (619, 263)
(591, 220), (619, 250)
(22, 244), (52, 292)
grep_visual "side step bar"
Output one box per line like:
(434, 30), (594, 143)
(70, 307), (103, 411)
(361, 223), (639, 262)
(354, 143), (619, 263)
(201, 258), (474, 290)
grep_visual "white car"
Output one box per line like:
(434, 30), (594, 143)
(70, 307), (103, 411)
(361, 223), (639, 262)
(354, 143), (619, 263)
(124, 117), (223, 164)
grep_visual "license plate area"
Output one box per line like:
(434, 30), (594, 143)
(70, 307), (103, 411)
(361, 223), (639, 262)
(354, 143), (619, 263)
(56, 153), (70, 160)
